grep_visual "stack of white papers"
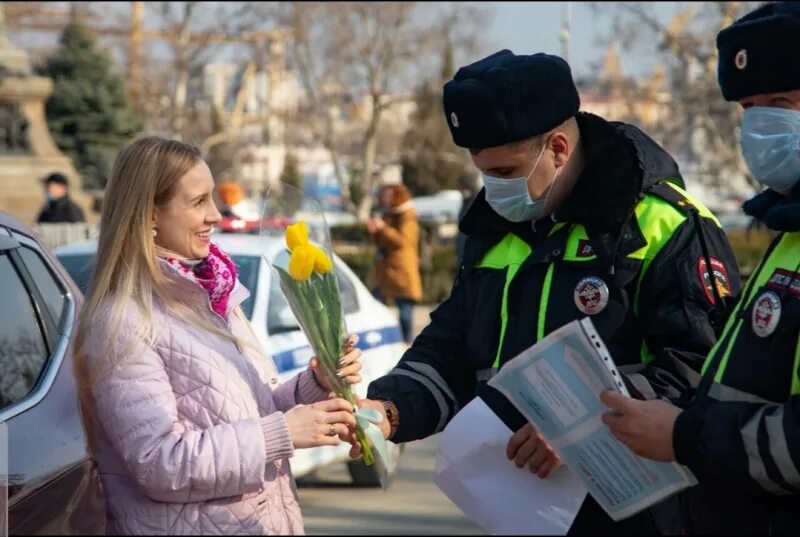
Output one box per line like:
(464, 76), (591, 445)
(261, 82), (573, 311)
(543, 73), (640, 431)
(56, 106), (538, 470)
(489, 318), (696, 522)
(435, 318), (697, 532)
(434, 397), (586, 535)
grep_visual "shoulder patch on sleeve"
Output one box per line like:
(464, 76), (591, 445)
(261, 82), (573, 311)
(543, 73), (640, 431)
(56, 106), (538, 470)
(698, 257), (732, 305)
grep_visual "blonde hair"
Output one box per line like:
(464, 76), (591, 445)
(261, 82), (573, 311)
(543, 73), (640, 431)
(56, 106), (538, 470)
(73, 135), (246, 453)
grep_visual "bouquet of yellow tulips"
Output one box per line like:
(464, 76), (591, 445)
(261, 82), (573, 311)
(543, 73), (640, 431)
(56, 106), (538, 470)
(274, 221), (387, 476)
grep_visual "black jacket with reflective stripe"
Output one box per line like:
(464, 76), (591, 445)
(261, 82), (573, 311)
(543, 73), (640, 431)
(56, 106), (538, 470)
(674, 185), (800, 535)
(368, 113), (740, 531)
(369, 111), (738, 433)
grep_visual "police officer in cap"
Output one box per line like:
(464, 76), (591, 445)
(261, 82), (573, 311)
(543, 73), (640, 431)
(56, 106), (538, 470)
(601, 2), (800, 534)
(357, 49), (741, 534)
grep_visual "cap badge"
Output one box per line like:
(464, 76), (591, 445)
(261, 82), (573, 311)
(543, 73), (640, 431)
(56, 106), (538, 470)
(450, 112), (459, 128)
(735, 49), (747, 70)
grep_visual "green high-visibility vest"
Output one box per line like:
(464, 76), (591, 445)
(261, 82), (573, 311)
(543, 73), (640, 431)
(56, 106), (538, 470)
(476, 182), (719, 369)
(701, 231), (800, 395)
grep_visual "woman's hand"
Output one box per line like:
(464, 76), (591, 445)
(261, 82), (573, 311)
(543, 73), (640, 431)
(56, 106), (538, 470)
(284, 398), (357, 449)
(507, 422), (563, 478)
(371, 217), (386, 231)
(310, 334), (363, 392)
(366, 217), (386, 235)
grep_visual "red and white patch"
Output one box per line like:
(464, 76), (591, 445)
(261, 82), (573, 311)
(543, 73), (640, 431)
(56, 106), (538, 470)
(766, 269), (800, 297)
(752, 290), (781, 338)
(574, 276), (609, 316)
(576, 239), (595, 258)
(735, 49), (748, 70)
(697, 257), (732, 305)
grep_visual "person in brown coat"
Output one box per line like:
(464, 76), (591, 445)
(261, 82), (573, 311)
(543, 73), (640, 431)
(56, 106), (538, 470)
(367, 184), (423, 343)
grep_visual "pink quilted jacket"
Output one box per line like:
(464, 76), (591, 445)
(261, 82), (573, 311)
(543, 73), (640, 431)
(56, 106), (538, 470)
(83, 260), (330, 535)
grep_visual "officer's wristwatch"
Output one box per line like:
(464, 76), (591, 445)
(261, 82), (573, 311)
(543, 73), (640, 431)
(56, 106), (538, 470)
(381, 400), (399, 440)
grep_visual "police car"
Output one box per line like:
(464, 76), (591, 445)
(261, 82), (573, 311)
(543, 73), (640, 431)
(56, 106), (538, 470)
(54, 233), (407, 487)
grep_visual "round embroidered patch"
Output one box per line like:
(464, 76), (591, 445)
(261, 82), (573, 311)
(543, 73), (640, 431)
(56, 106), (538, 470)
(574, 276), (610, 316)
(752, 290), (781, 338)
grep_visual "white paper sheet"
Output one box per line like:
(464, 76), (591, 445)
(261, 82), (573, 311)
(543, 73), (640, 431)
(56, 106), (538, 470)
(434, 397), (587, 535)
(489, 318), (697, 522)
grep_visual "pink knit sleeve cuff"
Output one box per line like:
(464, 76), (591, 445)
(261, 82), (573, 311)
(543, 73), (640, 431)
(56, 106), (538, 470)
(295, 369), (332, 405)
(260, 412), (295, 463)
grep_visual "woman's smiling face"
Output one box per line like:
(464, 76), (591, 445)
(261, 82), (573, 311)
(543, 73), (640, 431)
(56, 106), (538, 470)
(153, 160), (222, 260)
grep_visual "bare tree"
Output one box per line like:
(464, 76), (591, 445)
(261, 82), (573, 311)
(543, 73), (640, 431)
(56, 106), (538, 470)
(282, 2), (350, 210)
(150, 2), (237, 140)
(285, 1), (454, 220)
(342, 3), (423, 220)
(592, 2), (761, 193)
(400, 3), (489, 196)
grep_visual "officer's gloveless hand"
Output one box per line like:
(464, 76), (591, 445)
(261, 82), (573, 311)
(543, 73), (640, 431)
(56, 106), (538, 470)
(506, 423), (563, 478)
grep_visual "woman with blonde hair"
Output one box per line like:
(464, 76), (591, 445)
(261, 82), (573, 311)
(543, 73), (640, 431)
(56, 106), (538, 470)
(74, 136), (363, 535)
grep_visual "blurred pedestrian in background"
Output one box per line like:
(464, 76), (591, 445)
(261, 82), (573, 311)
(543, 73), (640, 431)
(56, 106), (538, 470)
(36, 172), (86, 223)
(367, 183), (423, 344)
(217, 181), (245, 219)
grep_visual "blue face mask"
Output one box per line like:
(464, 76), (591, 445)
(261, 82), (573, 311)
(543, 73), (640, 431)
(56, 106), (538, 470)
(740, 106), (800, 193)
(481, 142), (560, 223)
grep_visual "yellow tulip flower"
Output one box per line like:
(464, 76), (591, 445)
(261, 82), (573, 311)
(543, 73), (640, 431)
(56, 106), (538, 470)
(286, 221), (309, 251)
(310, 245), (333, 274)
(289, 244), (315, 281)
(285, 220), (332, 278)
(275, 219), (381, 469)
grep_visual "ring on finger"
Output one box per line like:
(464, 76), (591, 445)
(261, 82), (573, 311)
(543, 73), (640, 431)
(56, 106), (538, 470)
(328, 424), (337, 437)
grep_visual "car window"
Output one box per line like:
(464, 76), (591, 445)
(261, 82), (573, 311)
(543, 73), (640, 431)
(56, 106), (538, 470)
(230, 255), (259, 319)
(267, 251), (298, 334)
(335, 261), (359, 315)
(0, 253), (48, 411)
(57, 253), (94, 294)
(56, 252), (261, 320)
(18, 246), (66, 325)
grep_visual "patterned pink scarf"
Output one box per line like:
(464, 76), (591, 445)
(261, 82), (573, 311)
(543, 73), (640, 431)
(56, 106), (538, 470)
(163, 243), (237, 318)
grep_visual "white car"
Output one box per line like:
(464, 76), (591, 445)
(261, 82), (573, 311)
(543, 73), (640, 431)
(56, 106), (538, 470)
(413, 190), (465, 223)
(54, 233), (407, 486)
